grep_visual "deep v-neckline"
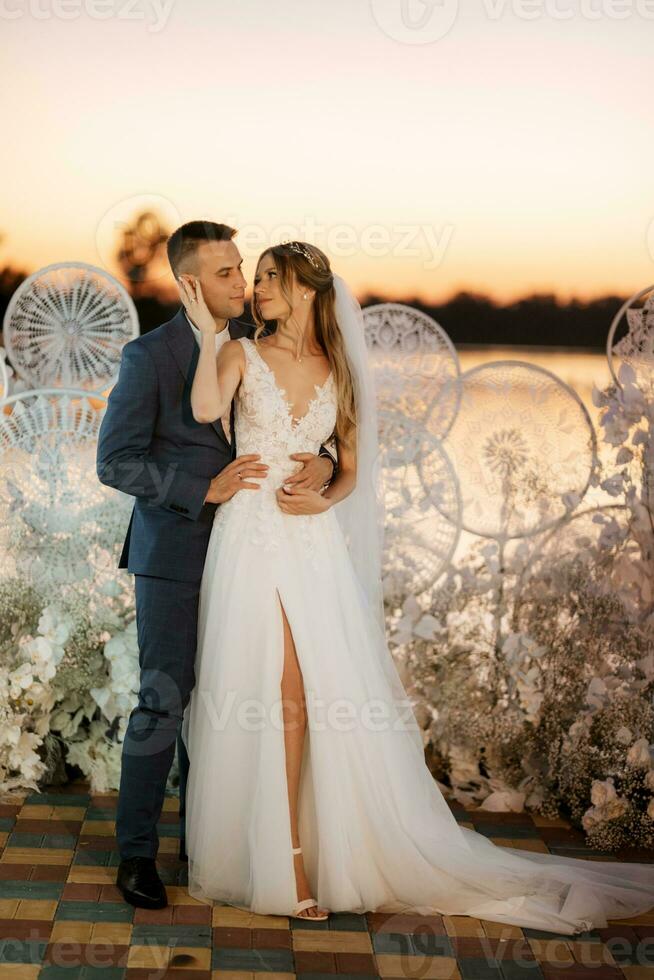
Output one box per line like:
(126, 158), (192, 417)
(247, 338), (333, 430)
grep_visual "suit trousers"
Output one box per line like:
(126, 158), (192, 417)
(115, 574), (199, 860)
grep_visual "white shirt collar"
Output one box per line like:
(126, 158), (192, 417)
(184, 310), (231, 350)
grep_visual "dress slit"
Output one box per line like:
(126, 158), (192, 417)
(275, 584), (311, 907)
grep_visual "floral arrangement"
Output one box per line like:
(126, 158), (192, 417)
(390, 360), (654, 851)
(0, 577), (140, 794)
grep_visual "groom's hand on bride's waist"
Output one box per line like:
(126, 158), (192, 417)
(203, 455), (269, 504)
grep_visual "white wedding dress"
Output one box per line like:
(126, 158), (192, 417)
(181, 336), (654, 935)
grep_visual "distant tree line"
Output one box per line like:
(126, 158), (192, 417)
(131, 290), (624, 348)
(359, 290), (623, 350)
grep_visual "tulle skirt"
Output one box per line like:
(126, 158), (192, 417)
(180, 489), (654, 934)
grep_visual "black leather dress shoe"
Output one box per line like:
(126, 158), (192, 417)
(116, 857), (168, 909)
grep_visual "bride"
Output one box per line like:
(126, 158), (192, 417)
(179, 241), (654, 932)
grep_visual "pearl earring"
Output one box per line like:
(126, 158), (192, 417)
(303, 293), (308, 300)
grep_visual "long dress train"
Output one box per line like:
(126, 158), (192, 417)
(180, 336), (654, 935)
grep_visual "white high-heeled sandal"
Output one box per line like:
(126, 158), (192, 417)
(291, 846), (329, 921)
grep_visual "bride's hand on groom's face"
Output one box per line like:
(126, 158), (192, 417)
(275, 486), (332, 515)
(178, 275), (216, 334)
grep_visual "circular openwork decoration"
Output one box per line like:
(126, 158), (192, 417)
(363, 303), (461, 441)
(380, 410), (461, 604)
(0, 388), (132, 593)
(3, 262), (139, 390)
(607, 284), (654, 397)
(444, 361), (597, 540)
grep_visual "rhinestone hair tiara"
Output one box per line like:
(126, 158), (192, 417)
(280, 240), (324, 271)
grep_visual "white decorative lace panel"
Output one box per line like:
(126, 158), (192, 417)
(212, 338), (338, 565)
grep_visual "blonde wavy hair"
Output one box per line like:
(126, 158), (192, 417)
(252, 242), (356, 450)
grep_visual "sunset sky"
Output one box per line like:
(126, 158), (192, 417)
(1, 0), (652, 303)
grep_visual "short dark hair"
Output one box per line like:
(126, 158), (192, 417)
(166, 220), (237, 277)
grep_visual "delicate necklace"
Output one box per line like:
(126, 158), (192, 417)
(274, 340), (310, 364)
(275, 321), (313, 364)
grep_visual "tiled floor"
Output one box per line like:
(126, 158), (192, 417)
(0, 782), (652, 979)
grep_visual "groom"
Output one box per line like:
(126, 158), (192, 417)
(96, 221), (337, 909)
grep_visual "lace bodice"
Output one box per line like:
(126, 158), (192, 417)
(233, 337), (337, 491)
(210, 337), (338, 562)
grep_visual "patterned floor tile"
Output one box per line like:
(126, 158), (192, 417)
(526, 939), (575, 964)
(457, 956), (505, 979)
(1, 850), (73, 867)
(55, 902), (133, 923)
(371, 931), (454, 957)
(212, 947), (295, 972)
(0, 966), (42, 980)
(14, 900), (59, 920)
(444, 917), (487, 939)
(0, 937), (49, 964)
(130, 922), (211, 946)
(375, 952), (461, 977)
(292, 929), (373, 953)
(291, 949), (335, 973)
(500, 964), (545, 980)
(0, 920), (53, 940)
(0, 782), (650, 979)
(0, 883), (64, 901)
(620, 969), (654, 980)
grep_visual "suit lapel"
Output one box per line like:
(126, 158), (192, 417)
(165, 307), (252, 448)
